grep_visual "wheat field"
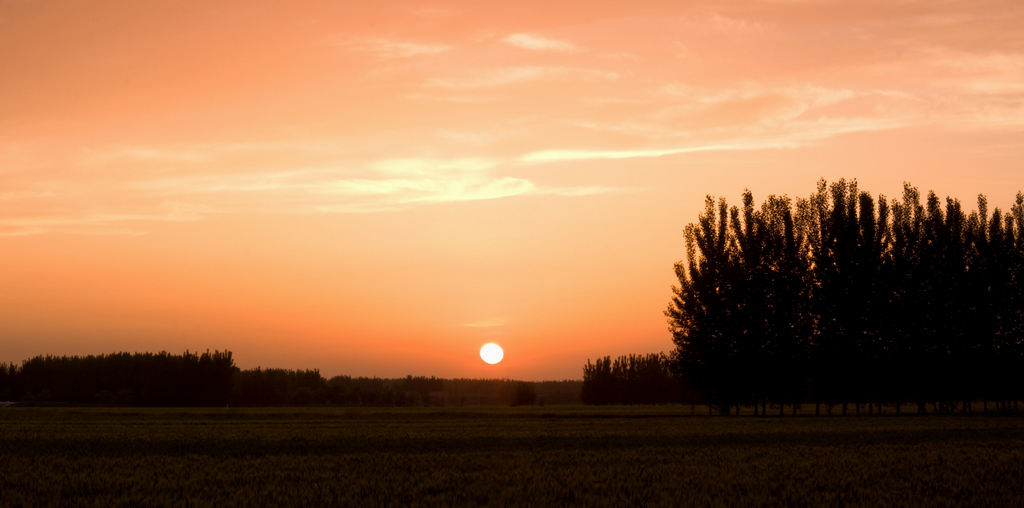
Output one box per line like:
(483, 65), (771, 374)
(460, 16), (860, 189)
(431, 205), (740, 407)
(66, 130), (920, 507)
(1, 407), (1022, 507)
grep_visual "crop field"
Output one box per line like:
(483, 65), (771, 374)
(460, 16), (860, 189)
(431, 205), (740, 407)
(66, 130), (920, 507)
(1, 407), (1023, 507)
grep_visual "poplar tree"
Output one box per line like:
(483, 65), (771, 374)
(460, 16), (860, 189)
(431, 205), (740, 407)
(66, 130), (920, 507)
(662, 180), (1024, 414)
(666, 196), (740, 413)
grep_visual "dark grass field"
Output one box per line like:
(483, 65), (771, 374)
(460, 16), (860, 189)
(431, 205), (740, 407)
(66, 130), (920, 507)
(1, 406), (1023, 507)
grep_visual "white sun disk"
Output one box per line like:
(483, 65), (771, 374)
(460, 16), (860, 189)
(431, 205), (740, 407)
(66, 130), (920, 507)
(480, 343), (504, 364)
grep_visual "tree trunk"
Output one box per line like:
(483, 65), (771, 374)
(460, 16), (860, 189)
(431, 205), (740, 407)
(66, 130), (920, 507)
(842, 402), (847, 416)
(815, 401), (820, 416)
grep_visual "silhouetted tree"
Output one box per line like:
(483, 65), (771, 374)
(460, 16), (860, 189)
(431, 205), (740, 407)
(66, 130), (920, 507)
(582, 353), (692, 405)
(667, 196), (743, 413)
(662, 179), (1024, 415)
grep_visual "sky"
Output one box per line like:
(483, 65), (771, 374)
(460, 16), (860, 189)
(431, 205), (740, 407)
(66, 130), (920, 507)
(1, 0), (1022, 380)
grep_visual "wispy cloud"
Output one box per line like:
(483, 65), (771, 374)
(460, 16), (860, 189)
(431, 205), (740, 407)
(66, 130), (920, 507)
(424, 66), (617, 89)
(341, 37), (451, 59)
(519, 145), (757, 164)
(551, 83), (918, 148)
(706, 13), (773, 34)
(657, 83), (858, 113)
(521, 115), (909, 164)
(80, 141), (355, 166)
(0, 190), (56, 200)
(404, 93), (496, 103)
(0, 146), (623, 234)
(315, 175), (536, 204)
(372, 158), (497, 176)
(436, 130), (497, 145)
(463, 318), (507, 327)
(0, 203), (206, 236)
(541, 185), (628, 197)
(503, 33), (584, 53)
(927, 49), (1024, 94)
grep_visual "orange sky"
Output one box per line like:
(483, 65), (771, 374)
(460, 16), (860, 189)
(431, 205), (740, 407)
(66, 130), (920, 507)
(1, 0), (1022, 380)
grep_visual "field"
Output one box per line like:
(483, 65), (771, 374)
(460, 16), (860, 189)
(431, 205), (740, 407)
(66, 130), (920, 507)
(1, 407), (1023, 507)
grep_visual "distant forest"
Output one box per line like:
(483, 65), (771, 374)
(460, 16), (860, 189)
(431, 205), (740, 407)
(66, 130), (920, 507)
(658, 179), (1024, 415)
(0, 351), (581, 407)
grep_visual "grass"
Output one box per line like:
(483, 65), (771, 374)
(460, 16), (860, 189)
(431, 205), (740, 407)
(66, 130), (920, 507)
(1, 406), (1023, 507)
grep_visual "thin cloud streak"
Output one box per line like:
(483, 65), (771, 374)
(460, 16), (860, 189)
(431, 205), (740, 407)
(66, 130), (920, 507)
(339, 37), (452, 59)
(520, 145), (749, 164)
(0, 148), (625, 234)
(503, 33), (584, 53)
(423, 66), (618, 89)
(0, 205), (206, 236)
(520, 115), (909, 164)
(463, 318), (508, 328)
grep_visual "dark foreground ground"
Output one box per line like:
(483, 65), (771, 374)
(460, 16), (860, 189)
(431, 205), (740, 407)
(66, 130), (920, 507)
(1, 406), (1023, 507)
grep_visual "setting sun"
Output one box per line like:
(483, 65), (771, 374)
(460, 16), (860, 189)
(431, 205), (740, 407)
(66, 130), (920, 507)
(480, 344), (504, 365)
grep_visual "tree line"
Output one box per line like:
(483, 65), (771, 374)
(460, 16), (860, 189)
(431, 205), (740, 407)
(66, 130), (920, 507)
(581, 353), (700, 405)
(229, 372), (577, 406)
(665, 179), (1024, 415)
(0, 350), (235, 406)
(0, 351), (581, 406)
